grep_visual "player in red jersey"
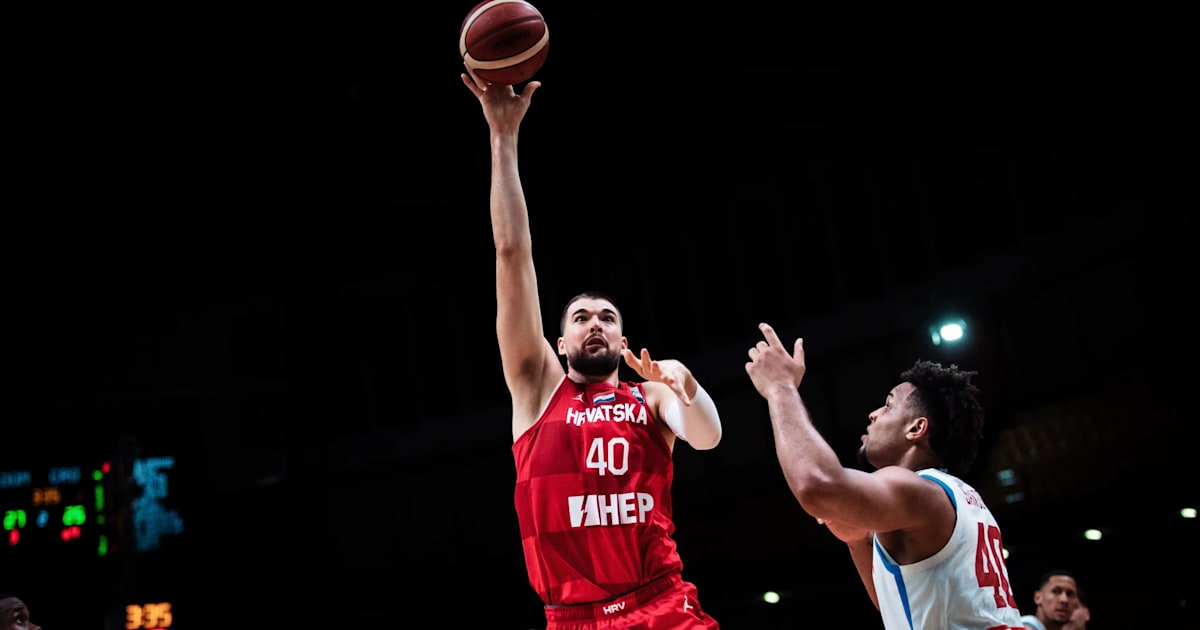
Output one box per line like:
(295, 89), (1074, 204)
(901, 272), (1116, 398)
(462, 71), (723, 629)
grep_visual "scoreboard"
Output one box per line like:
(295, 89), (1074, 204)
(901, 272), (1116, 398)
(1, 460), (117, 555)
(2, 454), (185, 629)
(2, 455), (184, 554)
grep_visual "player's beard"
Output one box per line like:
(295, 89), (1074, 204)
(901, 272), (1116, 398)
(568, 346), (621, 377)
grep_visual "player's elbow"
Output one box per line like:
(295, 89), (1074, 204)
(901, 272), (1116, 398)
(685, 425), (722, 451)
(786, 470), (842, 512)
(682, 386), (722, 450)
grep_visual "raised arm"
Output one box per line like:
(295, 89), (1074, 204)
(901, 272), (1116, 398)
(462, 75), (563, 439)
(744, 324), (951, 540)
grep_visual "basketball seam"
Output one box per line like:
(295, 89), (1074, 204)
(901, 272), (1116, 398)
(462, 30), (548, 69)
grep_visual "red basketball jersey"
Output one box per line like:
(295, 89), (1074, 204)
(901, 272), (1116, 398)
(512, 377), (683, 606)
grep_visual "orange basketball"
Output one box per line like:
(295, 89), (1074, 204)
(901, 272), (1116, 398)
(459, 0), (549, 86)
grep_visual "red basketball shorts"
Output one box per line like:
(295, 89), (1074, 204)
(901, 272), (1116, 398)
(543, 572), (719, 629)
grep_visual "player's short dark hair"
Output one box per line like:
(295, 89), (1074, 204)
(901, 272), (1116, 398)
(1036, 568), (1076, 588)
(560, 291), (622, 336)
(899, 359), (985, 477)
(1033, 569), (1085, 604)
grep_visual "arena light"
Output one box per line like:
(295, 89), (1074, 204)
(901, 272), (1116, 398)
(930, 317), (967, 346)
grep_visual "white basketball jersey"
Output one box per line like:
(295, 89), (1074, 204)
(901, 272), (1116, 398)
(872, 468), (1024, 629)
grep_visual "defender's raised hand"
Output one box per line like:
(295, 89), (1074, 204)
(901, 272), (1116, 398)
(745, 322), (807, 398)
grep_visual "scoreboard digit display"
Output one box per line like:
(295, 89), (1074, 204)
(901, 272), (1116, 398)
(2, 454), (185, 556)
(125, 601), (174, 629)
(1, 460), (116, 555)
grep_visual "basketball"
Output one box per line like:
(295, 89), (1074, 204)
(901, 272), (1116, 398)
(459, 0), (549, 86)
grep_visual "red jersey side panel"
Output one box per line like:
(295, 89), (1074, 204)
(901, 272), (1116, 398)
(512, 377), (682, 606)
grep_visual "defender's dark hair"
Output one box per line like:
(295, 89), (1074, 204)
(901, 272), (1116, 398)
(899, 359), (985, 477)
(1033, 569), (1085, 605)
(1035, 569), (1076, 588)
(559, 291), (622, 336)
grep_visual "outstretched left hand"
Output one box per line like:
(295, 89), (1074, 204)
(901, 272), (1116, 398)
(622, 348), (694, 406)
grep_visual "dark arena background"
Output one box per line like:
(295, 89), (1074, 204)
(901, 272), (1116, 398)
(5, 4), (1196, 628)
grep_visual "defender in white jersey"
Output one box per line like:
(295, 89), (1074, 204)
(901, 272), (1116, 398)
(745, 323), (1024, 629)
